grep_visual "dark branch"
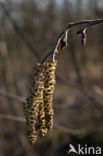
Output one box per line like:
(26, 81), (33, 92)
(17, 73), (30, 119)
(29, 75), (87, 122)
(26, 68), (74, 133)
(40, 18), (103, 64)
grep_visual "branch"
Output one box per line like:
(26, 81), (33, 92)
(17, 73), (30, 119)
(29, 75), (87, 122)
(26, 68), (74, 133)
(0, 90), (24, 103)
(1, 2), (103, 67)
(0, 114), (25, 122)
(54, 124), (103, 135)
(56, 75), (103, 106)
(40, 18), (103, 64)
(0, 89), (103, 110)
(0, 90), (88, 109)
(0, 113), (103, 135)
(0, 2), (41, 59)
(1, 2), (103, 63)
(55, 95), (90, 109)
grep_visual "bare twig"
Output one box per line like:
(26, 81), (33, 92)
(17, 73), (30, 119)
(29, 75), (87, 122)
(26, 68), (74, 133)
(30, 18), (103, 79)
(1, 2), (103, 70)
(40, 18), (103, 64)
(1, 3), (103, 63)
(79, 18), (103, 33)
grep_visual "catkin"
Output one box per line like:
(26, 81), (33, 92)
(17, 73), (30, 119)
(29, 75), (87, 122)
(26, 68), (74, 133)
(37, 67), (47, 137)
(43, 60), (57, 130)
(23, 66), (44, 144)
(38, 100), (47, 136)
(23, 60), (57, 144)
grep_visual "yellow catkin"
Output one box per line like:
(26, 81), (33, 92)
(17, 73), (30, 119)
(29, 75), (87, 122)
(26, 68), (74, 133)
(43, 60), (57, 130)
(36, 68), (47, 137)
(38, 100), (47, 137)
(23, 65), (44, 144)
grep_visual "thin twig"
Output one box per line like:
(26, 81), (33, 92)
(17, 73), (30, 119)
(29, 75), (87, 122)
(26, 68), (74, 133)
(1, 2), (103, 64)
(40, 18), (103, 64)
(1, 2), (103, 70)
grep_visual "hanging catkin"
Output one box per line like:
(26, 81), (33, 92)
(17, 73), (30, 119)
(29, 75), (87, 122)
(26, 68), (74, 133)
(38, 99), (47, 137)
(43, 60), (57, 130)
(23, 65), (44, 144)
(37, 67), (47, 137)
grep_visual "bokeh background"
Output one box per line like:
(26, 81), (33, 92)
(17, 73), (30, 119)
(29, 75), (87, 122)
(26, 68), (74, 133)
(0, 0), (103, 156)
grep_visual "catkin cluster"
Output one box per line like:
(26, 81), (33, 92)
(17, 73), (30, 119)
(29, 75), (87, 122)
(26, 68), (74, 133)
(23, 60), (57, 144)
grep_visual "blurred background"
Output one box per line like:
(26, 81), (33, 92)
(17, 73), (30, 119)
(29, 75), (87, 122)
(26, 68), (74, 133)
(0, 0), (103, 156)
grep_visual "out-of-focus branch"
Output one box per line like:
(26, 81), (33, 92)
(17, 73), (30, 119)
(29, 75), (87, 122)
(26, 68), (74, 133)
(0, 2), (41, 59)
(0, 113), (103, 135)
(54, 124), (103, 135)
(0, 114), (25, 122)
(55, 95), (90, 109)
(0, 90), (24, 103)
(56, 75), (103, 106)
(0, 90), (88, 109)
(0, 88), (103, 110)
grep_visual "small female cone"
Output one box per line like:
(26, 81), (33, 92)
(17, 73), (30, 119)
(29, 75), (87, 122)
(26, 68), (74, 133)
(23, 65), (44, 144)
(43, 60), (57, 130)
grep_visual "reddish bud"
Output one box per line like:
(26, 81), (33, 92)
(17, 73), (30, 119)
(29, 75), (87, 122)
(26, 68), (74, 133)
(81, 31), (87, 46)
(77, 30), (82, 35)
(77, 29), (87, 46)
(60, 38), (67, 50)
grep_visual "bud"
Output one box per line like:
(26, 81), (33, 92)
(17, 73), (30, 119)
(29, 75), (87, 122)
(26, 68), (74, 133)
(60, 38), (67, 49)
(81, 31), (86, 46)
(77, 29), (87, 46)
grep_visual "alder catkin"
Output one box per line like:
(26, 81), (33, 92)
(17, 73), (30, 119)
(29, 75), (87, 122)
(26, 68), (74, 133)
(38, 100), (47, 137)
(43, 60), (57, 130)
(23, 60), (57, 143)
(23, 65), (44, 144)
